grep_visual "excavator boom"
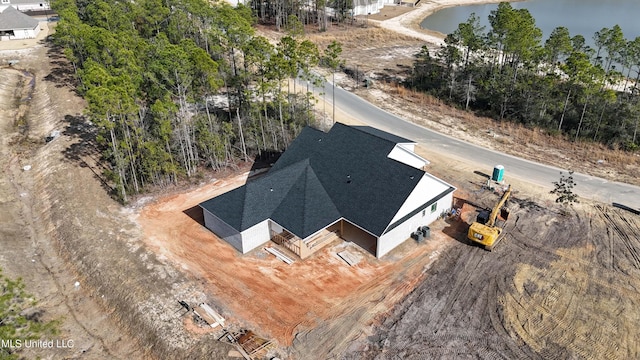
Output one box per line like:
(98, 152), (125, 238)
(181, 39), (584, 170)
(486, 185), (512, 227)
(467, 185), (512, 251)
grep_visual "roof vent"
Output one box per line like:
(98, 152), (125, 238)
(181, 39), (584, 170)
(410, 175), (414, 180)
(270, 188), (274, 192)
(346, 175), (351, 184)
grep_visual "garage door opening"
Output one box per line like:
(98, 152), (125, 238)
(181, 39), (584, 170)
(340, 220), (378, 257)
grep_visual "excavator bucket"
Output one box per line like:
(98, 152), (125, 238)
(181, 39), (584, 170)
(500, 208), (510, 221)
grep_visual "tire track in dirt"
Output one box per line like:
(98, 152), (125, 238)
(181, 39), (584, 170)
(509, 219), (640, 298)
(489, 277), (539, 360)
(595, 205), (640, 270)
(431, 247), (485, 334)
(509, 240), (640, 312)
(503, 231), (638, 359)
(449, 203), (638, 359)
(290, 243), (448, 359)
(345, 191), (639, 358)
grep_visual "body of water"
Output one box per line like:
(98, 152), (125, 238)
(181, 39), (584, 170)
(420, 0), (640, 45)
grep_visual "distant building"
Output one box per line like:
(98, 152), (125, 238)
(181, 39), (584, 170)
(0, 0), (50, 13)
(352, 0), (391, 16)
(200, 123), (455, 259)
(0, 6), (40, 40)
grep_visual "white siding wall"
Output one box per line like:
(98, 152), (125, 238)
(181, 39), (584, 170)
(389, 174), (450, 224)
(240, 219), (271, 254)
(5, 27), (38, 40)
(377, 192), (453, 258)
(353, 2), (378, 16)
(203, 209), (243, 252)
(352, 0), (395, 15)
(0, 3), (50, 12)
(269, 221), (284, 234)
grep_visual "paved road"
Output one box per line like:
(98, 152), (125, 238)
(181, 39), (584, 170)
(310, 79), (640, 210)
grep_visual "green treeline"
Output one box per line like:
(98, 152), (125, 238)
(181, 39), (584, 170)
(410, 2), (640, 151)
(51, 0), (327, 202)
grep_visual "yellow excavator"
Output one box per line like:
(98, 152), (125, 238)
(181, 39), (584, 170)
(467, 185), (512, 251)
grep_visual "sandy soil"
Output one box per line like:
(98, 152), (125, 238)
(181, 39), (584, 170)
(0, 35), (142, 359)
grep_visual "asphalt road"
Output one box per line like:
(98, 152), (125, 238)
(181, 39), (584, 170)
(310, 79), (640, 210)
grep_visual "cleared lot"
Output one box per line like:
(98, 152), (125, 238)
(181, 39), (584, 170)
(136, 172), (456, 354)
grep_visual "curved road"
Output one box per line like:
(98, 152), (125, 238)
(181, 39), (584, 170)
(311, 79), (640, 209)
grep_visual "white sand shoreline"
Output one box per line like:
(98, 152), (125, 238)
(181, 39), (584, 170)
(376, 0), (519, 45)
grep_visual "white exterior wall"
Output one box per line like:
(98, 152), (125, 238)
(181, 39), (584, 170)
(14, 27), (37, 39)
(388, 144), (429, 169)
(389, 173), (450, 224)
(240, 219), (271, 254)
(269, 221), (284, 234)
(0, 2), (50, 12)
(1, 27), (38, 40)
(353, 2), (379, 16)
(203, 209), (243, 252)
(352, 0), (395, 15)
(377, 192), (453, 258)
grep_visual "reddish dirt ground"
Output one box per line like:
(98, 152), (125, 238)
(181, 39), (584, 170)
(136, 170), (462, 347)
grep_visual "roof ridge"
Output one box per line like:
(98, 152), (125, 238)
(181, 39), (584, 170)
(348, 124), (413, 145)
(302, 161), (340, 235)
(240, 159), (309, 229)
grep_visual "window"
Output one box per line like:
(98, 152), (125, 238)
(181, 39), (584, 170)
(430, 203), (437, 213)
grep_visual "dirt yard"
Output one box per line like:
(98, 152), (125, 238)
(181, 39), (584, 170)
(2, 18), (640, 360)
(136, 170), (456, 353)
(349, 196), (640, 359)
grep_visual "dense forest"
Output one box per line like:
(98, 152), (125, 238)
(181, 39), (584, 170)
(50, 0), (343, 202)
(409, 2), (640, 151)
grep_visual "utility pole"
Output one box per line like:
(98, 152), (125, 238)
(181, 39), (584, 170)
(332, 71), (335, 123)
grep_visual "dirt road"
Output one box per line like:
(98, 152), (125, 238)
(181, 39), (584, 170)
(0, 45), (142, 358)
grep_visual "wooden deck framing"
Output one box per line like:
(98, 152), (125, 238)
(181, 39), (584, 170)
(270, 227), (340, 259)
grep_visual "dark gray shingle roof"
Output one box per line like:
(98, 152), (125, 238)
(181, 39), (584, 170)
(0, 6), (38, 31)
(351, 126), (413, 144)
(200, 123), (428, 238)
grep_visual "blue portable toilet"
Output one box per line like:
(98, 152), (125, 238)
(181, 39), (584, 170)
(492, 165), (504, 182)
